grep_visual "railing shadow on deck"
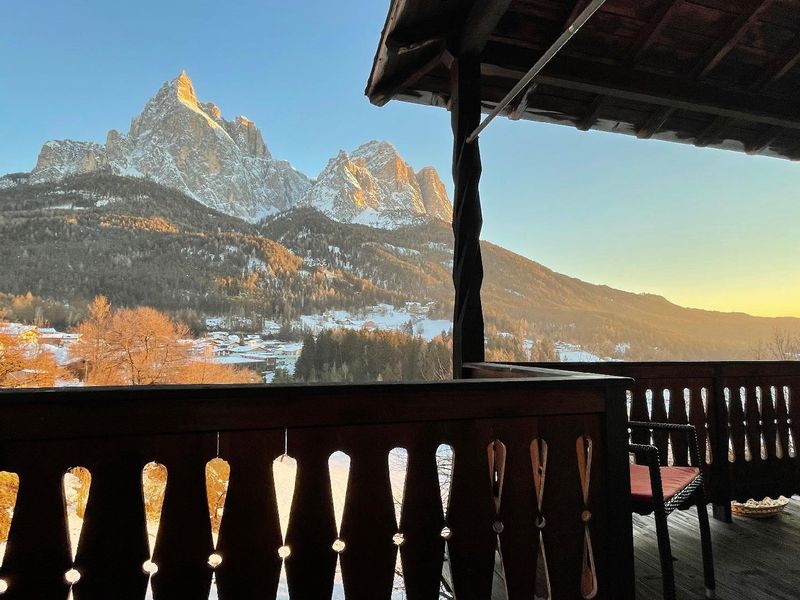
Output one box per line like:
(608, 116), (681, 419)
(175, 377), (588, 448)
(0, 371), (635, 600)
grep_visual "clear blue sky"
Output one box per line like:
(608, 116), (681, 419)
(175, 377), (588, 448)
(2, 0), (799, 317)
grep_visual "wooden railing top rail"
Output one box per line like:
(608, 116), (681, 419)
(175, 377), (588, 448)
(520, 361), (800, 379)
(463, 361), (630, 380)
(0, 373), (630, 443)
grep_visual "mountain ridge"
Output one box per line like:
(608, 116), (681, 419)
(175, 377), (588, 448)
(26, 72), (453, 228)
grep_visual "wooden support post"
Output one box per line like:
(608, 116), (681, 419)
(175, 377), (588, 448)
(711, 364), (733, 522)
(450, 54), (485, 377)
(603, 384), (637, 600)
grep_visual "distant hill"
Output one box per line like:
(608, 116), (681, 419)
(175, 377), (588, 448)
(0, 173), (393, 321)
(264, 208), (800, 360)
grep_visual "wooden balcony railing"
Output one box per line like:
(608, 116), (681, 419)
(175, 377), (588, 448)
(511, 361), (800, 521)
(0, 370), (634, 600)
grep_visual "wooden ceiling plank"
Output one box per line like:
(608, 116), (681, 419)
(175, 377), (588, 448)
(693, 0), (774, 79)
(459, 0), (514, 55)
(509, 0), (597, 122)
(751, 43), (800, 89)
(693, 21), (800, 146)
(508, 55), (800, 130)
(629, 0), (685, 64)
(564, 0), (593, 28)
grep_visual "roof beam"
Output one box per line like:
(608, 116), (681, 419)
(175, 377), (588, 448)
(577, 95), (605, 130)
(506, 0), (594, 122)
(692, 0), (773, 80)
(751, 43), (800, 90)
(636, 107), (674, 139)
(688, 24), (800, 146)
(564, 0), (592, 29)
(466, 0), (608, 142)
(746, 127), (781, 154)
(370, 46), (448, 107)
(628, 0), (684, 64)
(481, 55), (800, 131)
(458, 0), (513, 56)
(694, 116), (730, 147)
(636, 0), (770, 140)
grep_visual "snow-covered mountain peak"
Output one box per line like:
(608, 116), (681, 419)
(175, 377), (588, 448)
(301, 141), (453, 229)
(352, 139), (397, 161)
(23, 73), (449, 229)
(30, 72), (306, 221)
(175, 70), (197, 104)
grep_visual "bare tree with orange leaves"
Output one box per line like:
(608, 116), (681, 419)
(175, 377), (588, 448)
(0, 321), (59, 388)
(73, 296), (258, 385)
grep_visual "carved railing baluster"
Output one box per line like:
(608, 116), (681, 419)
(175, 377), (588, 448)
(487, 440), (508, 600)
(530, 439), (551, 600)
(576, 436), (597, 600)
(0, 369), (636, 600)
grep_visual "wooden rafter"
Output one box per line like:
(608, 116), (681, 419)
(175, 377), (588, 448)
(751, 43), (800, 90)
(628, 0), (684, 65)
(577, 95), (605, 130)
(368, 0), (800, 162)
(370, 47), (447, 107)
(691, 22), (800, 150)
(745, 127), (781, 154)
(482, 56), (800, 131)
(637, 0), (769, 141)
(625, 0), (688, 136)
(636, 107), (674, 139)
(692, 0), (773, 80)
(694, 116), (730, 147)
(564, 0), (592, 28)
(504, 0), (594, 122)
(458, 0), (513, 56)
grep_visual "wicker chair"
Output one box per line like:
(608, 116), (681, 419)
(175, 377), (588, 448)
(628, 421), (716, 600)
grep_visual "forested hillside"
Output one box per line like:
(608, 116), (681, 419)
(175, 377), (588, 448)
(0, 173), (393, 323)
(2, 172), (800, 360)
(264, 209), (800, 359)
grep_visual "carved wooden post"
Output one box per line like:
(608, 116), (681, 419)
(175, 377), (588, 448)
(711, 364), (733, 522)
(450, 54), (485, 378)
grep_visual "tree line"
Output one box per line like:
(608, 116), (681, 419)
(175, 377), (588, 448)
(290, 329), (453, 383)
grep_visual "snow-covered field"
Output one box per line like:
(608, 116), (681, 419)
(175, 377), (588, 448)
(297, 303), (451, 342)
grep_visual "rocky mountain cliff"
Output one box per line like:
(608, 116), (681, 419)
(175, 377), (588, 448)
(30, 72), (311, 222)
(300, 141), (452, 228)
(27, 72), (452, 228)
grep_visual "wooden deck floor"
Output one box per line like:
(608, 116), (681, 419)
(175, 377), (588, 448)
(633, 497), (800, 599)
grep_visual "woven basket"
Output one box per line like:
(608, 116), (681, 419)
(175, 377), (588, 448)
(731, 497), (789, 519)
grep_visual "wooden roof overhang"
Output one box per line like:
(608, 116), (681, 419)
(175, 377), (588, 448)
(367, 0), (800, 159)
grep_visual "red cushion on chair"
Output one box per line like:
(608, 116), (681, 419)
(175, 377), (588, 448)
(629, 464), (700, 501)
